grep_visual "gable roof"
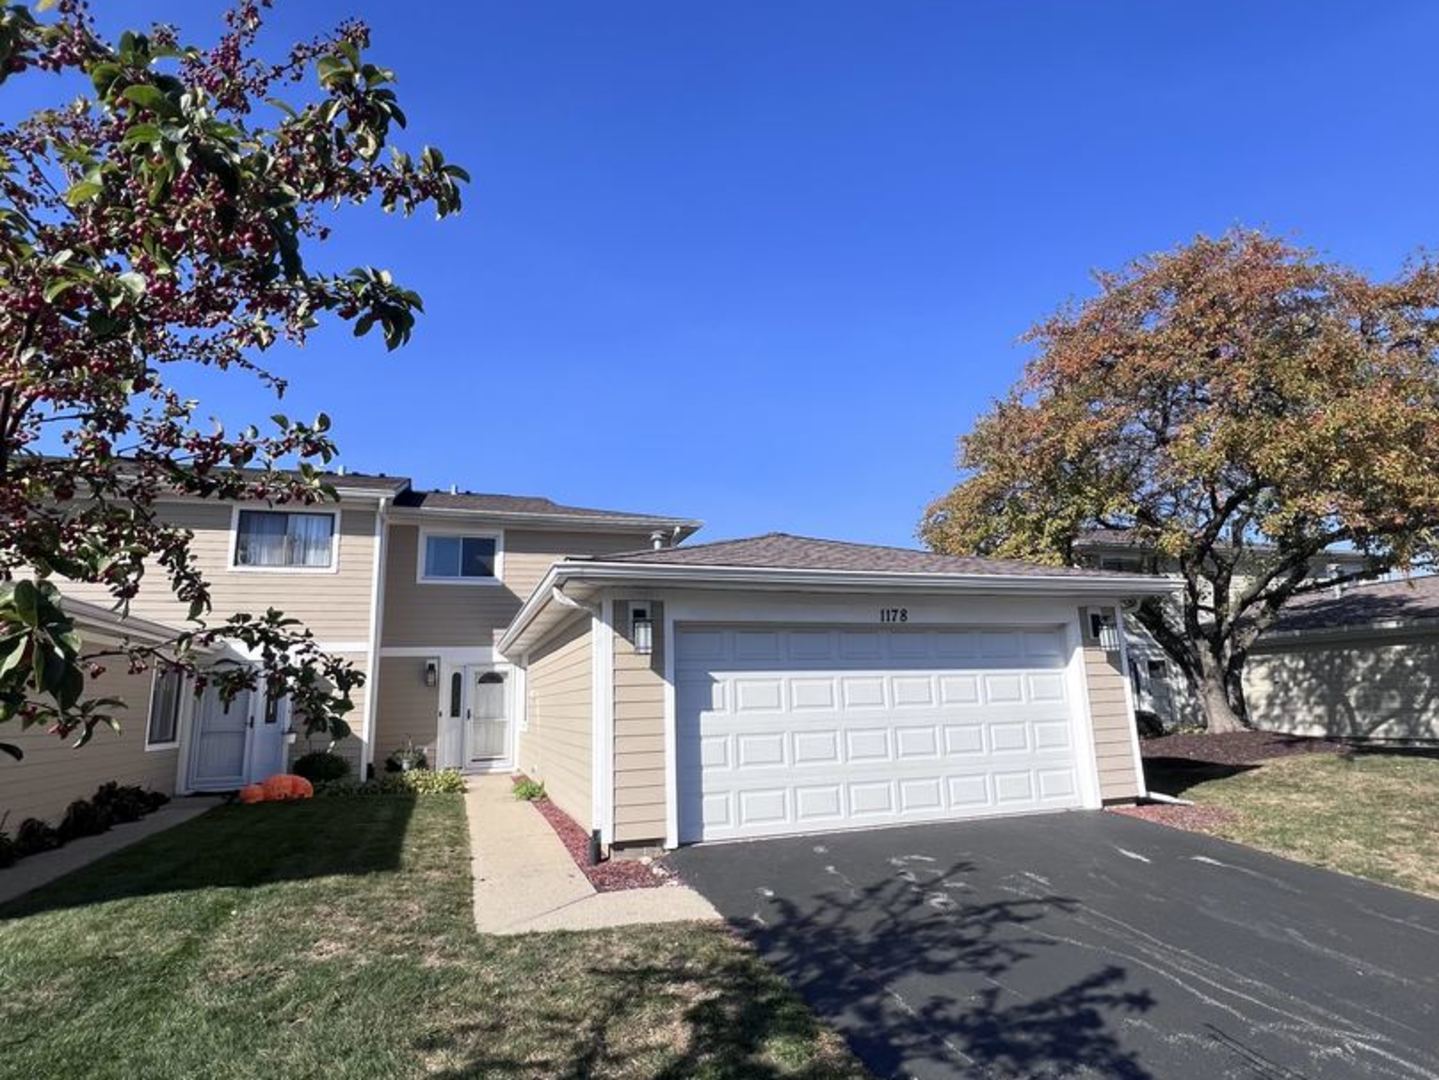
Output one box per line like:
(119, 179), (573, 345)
(1269, 575), (1439, 634)
(391, 487), (699, 531)
(590, 532), (1139, 578)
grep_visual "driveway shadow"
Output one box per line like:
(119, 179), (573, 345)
(678, 849), (1156, 1078)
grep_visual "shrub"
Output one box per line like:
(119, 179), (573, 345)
(314, 769), (466, 797)
(293, 751), (351, 783)
(14, 818), (60, 857)
(58, 799), (112, 842)
(384, 738), (428, 773)
(512, 778), (546, 802)
(0, 832), (15, 869)
(91, 782), (153, 824)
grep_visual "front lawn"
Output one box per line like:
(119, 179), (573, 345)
(1139, 735), (1439, 898)
(0, 796), (864, 1079)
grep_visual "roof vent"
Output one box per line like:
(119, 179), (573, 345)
(449, 483), (459, 495)
(335, 465), (346, 477)
(650, 529), (667, 550)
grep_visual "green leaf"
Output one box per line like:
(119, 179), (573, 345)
(117, 271), (147, 298)
(64, 181), (102, 207)
(121, 123), (163, 146)
(121, 84), (180, 118)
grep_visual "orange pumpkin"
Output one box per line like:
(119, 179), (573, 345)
(261, 773), (293, 801)
(289, 775), (314, 800)
(238, 783), (266, 804)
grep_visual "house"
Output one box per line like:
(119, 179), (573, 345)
(1071, 529), (1374, 732)
(1245, 575), (1439, 741)
(10, 475), (1177, 850)
(5, 599), (207, 826)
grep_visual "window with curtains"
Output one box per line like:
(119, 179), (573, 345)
(233, 510), (336, 568)
(421, 534), (498, 581)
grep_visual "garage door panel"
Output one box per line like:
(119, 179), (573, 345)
(678, 623), (1084, 842)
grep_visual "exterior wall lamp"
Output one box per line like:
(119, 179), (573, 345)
(424, 658), (439, 687)
(631, 603), (653, 655)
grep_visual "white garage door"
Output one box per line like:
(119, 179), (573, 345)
(676, 624), (1085, 842)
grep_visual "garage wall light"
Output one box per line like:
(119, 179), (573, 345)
(424, 658), (439, 687)
(631, 603), (653, 655)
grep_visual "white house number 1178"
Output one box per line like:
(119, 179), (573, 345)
(880, 607), (909, 623)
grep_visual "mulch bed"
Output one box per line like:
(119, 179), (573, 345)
(525, 790), (672, 893)
(1108, 801), (1237, 834)
(1140, 730), (1347, 766)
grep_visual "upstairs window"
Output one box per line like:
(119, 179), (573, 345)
(421, 533), (500, 582)
(233, 510), (335, 569)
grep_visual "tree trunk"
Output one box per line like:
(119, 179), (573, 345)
(1197, 662), (1246, 733)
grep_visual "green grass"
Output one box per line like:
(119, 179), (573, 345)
(1181, 751), (1439, 897)
(0, 796), (865, 1079)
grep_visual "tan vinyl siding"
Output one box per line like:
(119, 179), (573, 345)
(62, 501), (379, 644)
(1080, 619), (1143, 800)
(290, 652), (372, 772)
(371, 657), (441, 765)
(381, 525), (655, 648)
(522, 615), (593, 829)
(613, 600), (666, 844)
(1246, 634), (1439, 741)
(1, 665), (178, 826)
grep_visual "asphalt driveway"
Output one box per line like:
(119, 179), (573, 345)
(668, 811), (1439, 1080)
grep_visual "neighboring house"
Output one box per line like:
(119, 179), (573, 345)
(5, 477), (1175, 849)
(1071, 529), (1373, 732)
(1246, 575), (1439, 741)
(6, 600), (207, 825)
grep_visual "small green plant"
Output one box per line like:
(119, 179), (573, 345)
(293, 751), (352, 783)
(384, 738), (429, 773)
(512, 777), (545, 802)
(57, 799), (111, 842)
(313, 769), (465, 797)
(91, 782), (166, 824)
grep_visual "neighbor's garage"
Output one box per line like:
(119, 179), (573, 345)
(675, 623), (1086, 843)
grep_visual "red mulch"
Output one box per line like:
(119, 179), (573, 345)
(1140, 730), (1347, 766)
(1109, 801), (1237, 834)
(525, 791), (671, 893)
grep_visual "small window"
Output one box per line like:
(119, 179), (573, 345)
(234, 510), (335, 568)
(448, 672), (463, 718)
(147, 666), (184, 748)
(423, 534), (497, 581)
(1147, 659), (1168, 680)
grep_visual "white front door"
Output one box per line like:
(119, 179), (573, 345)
(189, 682), (255, 790)
(247, 693), (289, 781)
(463, 666), (511, 768)
(676, 624), (1085, 843)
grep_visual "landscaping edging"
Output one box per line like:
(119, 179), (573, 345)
(515, 779), (675, 892)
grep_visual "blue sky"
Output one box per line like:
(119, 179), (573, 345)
(16, 2), (1439, 546)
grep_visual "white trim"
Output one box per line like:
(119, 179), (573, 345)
(388, 505), (701, 537)
(594, 602), (616, 846)
(498, 562), (1179, 656)
(380, 645), (496, 663)
(226, 504), (341, 574)
(361, 496), (391, 778)
(143, 665), (184, 751)
(662, 601), (678, 849)
(1111, 598), (1148, 799)
(313, 640), (371, 655)
(415, 526), (505, 586)
(1063, 613), (1104, 810)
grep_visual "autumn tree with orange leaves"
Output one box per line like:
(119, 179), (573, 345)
(921, 230), (1439, 732)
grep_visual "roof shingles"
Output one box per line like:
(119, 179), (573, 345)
(1270, 575), (1439, 633)
(589, 532), (1135, 578)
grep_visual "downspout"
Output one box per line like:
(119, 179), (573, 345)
(360, 494), (391, 779)
(551, 582), (600, 618)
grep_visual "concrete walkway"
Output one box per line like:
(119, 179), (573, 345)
(465, 776), (719, 934)
(0, 795), (223, 908)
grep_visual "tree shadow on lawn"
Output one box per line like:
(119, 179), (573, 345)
(0, 796), (414, 920)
